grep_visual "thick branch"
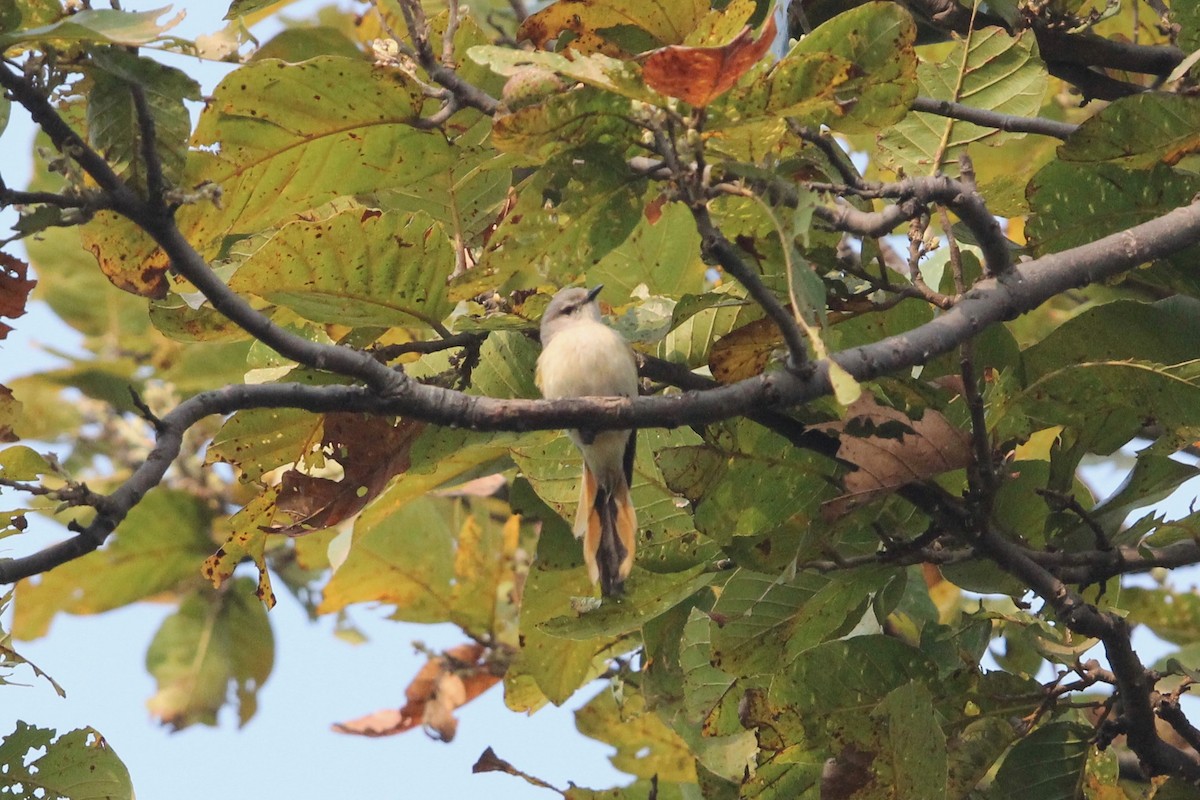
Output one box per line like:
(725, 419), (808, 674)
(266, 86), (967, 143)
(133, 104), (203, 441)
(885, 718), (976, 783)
(7, 201), (1200, 584)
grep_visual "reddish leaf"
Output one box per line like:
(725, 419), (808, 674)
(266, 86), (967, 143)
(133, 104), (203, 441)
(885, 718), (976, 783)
(332, 643), (501, 742)
(268, 415), (424, 534)
(0, 254), (36, 341)
(642, 16), (777, 108)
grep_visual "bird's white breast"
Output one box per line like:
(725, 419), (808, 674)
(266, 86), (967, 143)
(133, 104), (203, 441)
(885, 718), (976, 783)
(537, 319), (638, 400)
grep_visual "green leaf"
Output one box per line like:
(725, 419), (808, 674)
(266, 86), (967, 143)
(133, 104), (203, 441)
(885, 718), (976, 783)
(1120, 586), (1200, 645)
(83, 55), (437, 285)
(710, 51), (857, 133)
(994, 361), (1200, 454)
(657, 284), (759, 369)
(678, 608), (734, 724)
(658, 422), (835, 545)
(513, 427), (712, 577)
(771, 634), (936, 743)
(318, 496), (456, 620)
(1060, 94), (1200, 169)
(575, 687), (697, 782)
(0, 444), (52, 479)
(457, 153), (647, 300)
(225, 0), (292, 20)
(1026, 162), (1200, 265)
(492, 85), (639, 162)
(0, 5), (183, 50)
(789, 1), (918, 133)
(946, 716), (1018, 797)
(13, 489), (215, 640)
(369, 118), (512, 244)
(470, 330), (542, 400)
(589, 203), (708, 299)
(0, 722), (133, 800)
(539, 563), (715, 639)
(1023, 298), (1200, 380)
(468, 46), (658, 103)
(708, 568), (885, 676)
(873, 682), (948, 800)
(505, 517), (637, 707)
(1090, 453), (1199, 546)
(145, 579), (274, 729)
(992, 722), (1090, 800)
(881, 27), (1046, 175)
(85, 47), (200, 190)
(229, 210), (453, 328)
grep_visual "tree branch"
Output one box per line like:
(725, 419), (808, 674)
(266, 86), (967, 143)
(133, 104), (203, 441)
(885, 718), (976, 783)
(910, 96), (1079, 140)
(690, 204), (812, 370)
(7, 200), (1200, 584)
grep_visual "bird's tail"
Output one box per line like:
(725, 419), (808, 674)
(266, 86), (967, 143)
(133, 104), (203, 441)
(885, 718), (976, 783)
(576, 463), (636, 596)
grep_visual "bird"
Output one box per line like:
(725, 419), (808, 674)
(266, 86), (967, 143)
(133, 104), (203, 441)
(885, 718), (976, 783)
(536, 285), (639, 596)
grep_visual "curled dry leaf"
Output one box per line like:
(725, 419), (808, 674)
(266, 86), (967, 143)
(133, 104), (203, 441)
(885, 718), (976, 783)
(332, 643), (502, 742)
(816, 394), (972, 519)
(269, 415), (424, 535)
(642, 15), (777, 108)
(0, 253), (36, 341)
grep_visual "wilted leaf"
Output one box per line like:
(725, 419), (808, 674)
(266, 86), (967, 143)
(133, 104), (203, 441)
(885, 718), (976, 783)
(0, 253), (35, 341)
(817, 394), (971, 519)
(202, 486), (279, 609)
(642, 16), (777, 108)
(333, 643), (501, 741)
(0, 5), (183, 50)
(268, 415), (423, 535)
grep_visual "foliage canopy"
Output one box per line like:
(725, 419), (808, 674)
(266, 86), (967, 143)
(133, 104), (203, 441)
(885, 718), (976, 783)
(4, 0), (1200, 797)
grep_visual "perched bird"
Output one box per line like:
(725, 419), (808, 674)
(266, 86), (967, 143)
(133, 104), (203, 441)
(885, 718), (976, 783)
(536, 285), (639, 596)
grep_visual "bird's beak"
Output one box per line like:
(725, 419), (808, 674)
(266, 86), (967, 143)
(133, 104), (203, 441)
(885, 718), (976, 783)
(586, 284), (604, 303)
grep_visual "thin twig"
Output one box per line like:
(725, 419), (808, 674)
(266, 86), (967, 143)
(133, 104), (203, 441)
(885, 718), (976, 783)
(690, 204), (812, 370)
(911, 96), (1078, 140)
(128, 84), (166, 207)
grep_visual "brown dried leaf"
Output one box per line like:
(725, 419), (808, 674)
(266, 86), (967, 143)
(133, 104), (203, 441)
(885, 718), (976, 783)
(642, 16), (777, 108)
(708, 317), (780, 384)
(332, 643), (501, 741)
(817, 395), (972, 519)
(269, 415), (424, 534)
(0, 254), (36, 341)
